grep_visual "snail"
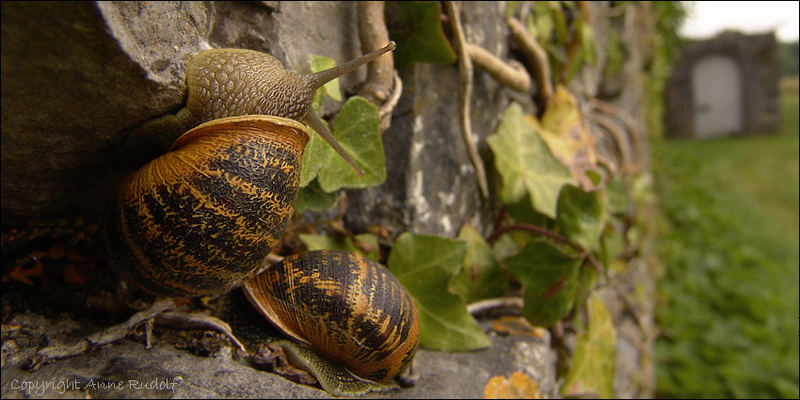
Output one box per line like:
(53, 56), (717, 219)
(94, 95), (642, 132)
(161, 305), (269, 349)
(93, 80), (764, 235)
(103, 42), (396, 298)
(243, 250), (420, 384)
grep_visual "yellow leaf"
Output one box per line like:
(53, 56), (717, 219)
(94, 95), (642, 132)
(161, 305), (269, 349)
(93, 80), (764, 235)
(534, 86), (601, 191)
(484, 371), (541, 399)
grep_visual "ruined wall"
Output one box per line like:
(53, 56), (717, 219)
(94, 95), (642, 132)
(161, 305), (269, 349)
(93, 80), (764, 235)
(665, 31), (780, 137)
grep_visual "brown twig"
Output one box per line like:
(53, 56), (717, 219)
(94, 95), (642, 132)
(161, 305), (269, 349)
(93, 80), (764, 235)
(445, 1), (490, 200)
(466, 43), (531, 92)
(357, 1), (397, 132)
(589, 111), (633, 170)
(26, 298), (176, 371)
(378, 71), (403, 131)
(466, 297), (524, 316)
(507, 17), (553, 109)
(155, 311), (246, 352)
(590, 98), (642, 167)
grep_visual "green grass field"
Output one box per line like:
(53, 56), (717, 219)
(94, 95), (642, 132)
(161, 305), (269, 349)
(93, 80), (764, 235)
(653, 80), (799, 398)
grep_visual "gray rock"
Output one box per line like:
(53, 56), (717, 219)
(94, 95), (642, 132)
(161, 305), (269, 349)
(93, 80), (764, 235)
(0, 1), (367, 225)
(1, 310), (558, 399)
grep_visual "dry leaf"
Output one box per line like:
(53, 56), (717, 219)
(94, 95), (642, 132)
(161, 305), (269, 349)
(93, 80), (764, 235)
(485, 371), (542, 399)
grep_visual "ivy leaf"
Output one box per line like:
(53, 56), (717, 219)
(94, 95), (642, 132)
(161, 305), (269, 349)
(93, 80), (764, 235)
(309, 54), (342, 110)
(557, 185), (607, 251)
(318, 97), (386, 191)
(299, 233), (379, 261)
(484, 371), (542, 399)
(561, 294), (617, 399)
(504, 240), (583, 326)
(535, 86), (601, 191)
(301, 96), (386, 191)
(487, 102), (576, 218)
(299, 118), (330, 187)
(388, 232), (490, 351)
(295, 179), (339, 213)
(389, 1), (457, 68)
(449, 224), (510, 304)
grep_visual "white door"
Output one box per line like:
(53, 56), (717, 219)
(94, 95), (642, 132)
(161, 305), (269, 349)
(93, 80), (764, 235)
(691, 55), (743, 138)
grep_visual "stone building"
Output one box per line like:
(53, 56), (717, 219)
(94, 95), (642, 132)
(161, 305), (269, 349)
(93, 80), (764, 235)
(665, 31), (780, 138)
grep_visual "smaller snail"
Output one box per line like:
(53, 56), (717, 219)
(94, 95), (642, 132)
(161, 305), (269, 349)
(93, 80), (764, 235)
(243, 250), (420, 384)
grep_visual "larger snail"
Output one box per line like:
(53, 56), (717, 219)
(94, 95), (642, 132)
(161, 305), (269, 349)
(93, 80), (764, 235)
(104, 42), (395, 298)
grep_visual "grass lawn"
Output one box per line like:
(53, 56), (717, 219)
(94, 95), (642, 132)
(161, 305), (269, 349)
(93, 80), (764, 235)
(653, 79), (799, 398)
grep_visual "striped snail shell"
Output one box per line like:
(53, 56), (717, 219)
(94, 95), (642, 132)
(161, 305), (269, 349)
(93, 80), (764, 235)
(104, 43), (396, 298)
(104, 115), (308, 297)
(243, 250), (420, 383)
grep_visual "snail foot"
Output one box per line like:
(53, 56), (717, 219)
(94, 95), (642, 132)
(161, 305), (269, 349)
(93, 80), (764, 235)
(247, 342), (319, 387)
(24, 297), (176, 371)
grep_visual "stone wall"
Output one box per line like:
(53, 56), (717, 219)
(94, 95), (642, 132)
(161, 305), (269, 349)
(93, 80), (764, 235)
(2, 2), (660, 398)
(665, 31), (780, 138)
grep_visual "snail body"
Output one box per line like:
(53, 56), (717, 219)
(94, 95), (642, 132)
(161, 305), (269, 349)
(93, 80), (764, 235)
(105, 43), (396, 298)
(243, 250), (420, 383)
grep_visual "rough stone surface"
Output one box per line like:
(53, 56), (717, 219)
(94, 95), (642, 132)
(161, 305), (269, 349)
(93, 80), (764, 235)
(1, 310), (557, 399)
(345, 1), (508, 238)
(0, 1), (367, 225)
(665, 31), (780, 138)
(1, 2), (658, 399)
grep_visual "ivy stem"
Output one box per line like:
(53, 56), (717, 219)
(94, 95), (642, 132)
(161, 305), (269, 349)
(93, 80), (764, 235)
(487, 223), (604, 274)
(445, 0), (490, 200)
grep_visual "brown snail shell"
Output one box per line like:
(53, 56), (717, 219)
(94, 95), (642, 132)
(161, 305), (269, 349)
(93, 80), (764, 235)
(243, 250), (420, 383)
(104, 115), (308, 297)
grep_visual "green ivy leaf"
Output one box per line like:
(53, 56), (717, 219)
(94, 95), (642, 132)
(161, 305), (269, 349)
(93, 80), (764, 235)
(504, 240), (583, 326)
(561, 294), (617, 399)
(299, 233), (379, 261)
(309, 54), (342, 106)
(299, 118), (330, 187)
(449, 224), (510, 304)
(388, 232), (490, 351)
(390, 1), (457, 68)
(557, 185), (607, 252)
(487, 102), (576, 218)
(301, 96), (386, 191)
(295, 179), (339, 213)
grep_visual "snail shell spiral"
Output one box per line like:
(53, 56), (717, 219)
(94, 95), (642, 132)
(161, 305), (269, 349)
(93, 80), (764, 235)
(243, 250), (420, 383)
(104, 115), (308, 297)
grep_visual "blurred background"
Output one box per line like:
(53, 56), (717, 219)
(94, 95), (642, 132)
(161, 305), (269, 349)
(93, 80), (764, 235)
(654, 1), (798, 398)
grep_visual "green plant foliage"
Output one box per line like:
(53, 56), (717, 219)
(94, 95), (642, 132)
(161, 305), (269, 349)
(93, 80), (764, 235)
(389, 1), (456, 68)
(654, 88), (799, 398)
(449, 224), (510, 304)
(560, 294), (617, 399)
(504, 240), (583, 326)
(487, 102), (576, 218)
(299, 116), (331, 187)
(309, 54), (342, 113)
(295, 179), (338, 213)
(564, 9), (597, 83)
(387, 232), (491, 351)
(299, 233), (379, 261)
(602, 21), (624, 81)
(556, 185), (606, 252)
(300, 96), (386, 192)
(645, 1), (687, 140)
